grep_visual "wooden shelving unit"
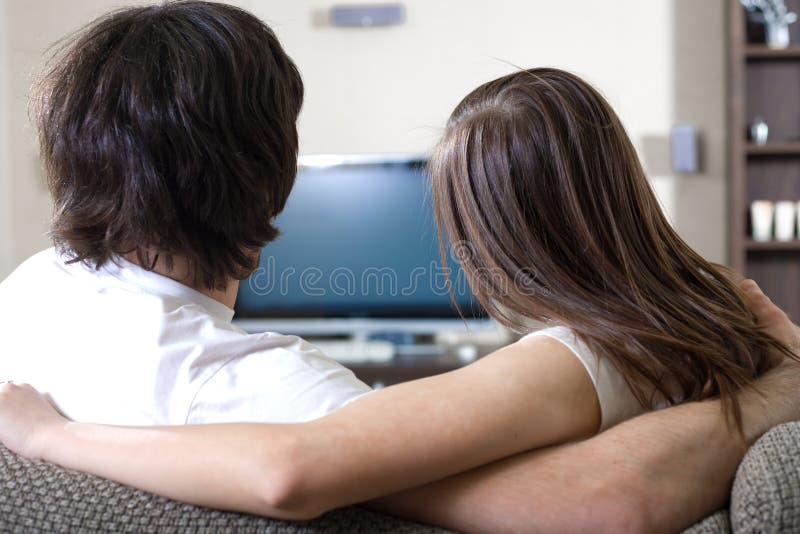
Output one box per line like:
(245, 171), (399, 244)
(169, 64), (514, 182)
(729, 0), (800, 320)
(745, 240), (800, 251)
(745, 45), (800, 59)
(746, 142), (800, 155)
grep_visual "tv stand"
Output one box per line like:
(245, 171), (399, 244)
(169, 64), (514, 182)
(310, 337), (397, 363)
(347, 356), (465, 389)
(234, 317), (511, 388)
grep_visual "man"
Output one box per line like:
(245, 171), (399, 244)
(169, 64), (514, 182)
(0, 1), (372, 426)
(0, 2), (797, 532)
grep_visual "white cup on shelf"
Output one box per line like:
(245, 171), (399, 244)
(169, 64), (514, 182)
(774, 201), (796, 241)
(751, 200), (775, 242)
(796, 201), (800, 240)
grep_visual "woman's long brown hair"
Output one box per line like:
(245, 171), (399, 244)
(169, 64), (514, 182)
(430, 68), (794, 429)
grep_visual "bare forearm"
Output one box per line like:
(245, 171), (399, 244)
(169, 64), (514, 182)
(41, 422), (306, 518)
(369, 399), (743, 533)
(286, 338), (597, 512)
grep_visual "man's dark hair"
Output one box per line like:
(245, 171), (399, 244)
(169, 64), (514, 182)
(35, 1), (304, 290)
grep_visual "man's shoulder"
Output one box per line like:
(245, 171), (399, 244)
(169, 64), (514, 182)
(2, 248), (59, 281)
(204, 328), (346, 375)
(187, 330), (371, 424)
(0, 248), (75, 305)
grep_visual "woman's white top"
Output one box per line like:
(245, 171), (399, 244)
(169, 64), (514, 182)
(523, 326), (671, 431)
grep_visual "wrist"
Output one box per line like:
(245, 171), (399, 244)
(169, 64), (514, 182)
(740, 360), (800, 445)
(739, 392), (769, 446)
(30, 420), (71, 462)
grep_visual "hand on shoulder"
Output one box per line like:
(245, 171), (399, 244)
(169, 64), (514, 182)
(740, 279), (799, 352)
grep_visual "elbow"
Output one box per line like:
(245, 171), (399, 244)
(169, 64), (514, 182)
(252, 434), (329, 521)
(257, 479), (326, 521)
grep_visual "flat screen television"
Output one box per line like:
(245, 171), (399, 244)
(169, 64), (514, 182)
(234, 154), (491, 336)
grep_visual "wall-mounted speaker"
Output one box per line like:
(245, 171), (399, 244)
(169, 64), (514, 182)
(671, 124), (699, 174)
(330, 4), (405, 27)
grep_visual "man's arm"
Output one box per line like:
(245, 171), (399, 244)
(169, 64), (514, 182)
(370, 365), (798, 533)
(367, 279), (800, 533)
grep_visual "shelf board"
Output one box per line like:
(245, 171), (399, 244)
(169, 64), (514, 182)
(745, 45), (800, 59)
(745, 240), (800, 251)
(745, 142), (800, 156)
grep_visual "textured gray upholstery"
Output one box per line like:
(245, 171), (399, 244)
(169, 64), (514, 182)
(0, 446), (448, 533)
(0, 422), (798, 533)
(731, 422), (800, 533)
(683, 510), (731, 534)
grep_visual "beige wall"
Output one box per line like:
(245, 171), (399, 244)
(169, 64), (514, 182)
(0, 0), (13, 277)
(0, 0), (727, 278)
(3, 0), (148, 278)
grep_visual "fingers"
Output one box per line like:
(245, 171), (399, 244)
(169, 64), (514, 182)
(740, 278), (764, 298)
(0, 382), (38, 396)
(740, 279), (789, 330)
(740, 279), (783, 321)
(740, 278), (758, 293)
(739, 279), (798, 354)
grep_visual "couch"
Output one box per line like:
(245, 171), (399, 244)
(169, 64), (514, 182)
(0, 422), (798, 533)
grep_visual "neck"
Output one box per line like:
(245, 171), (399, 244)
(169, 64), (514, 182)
(124, 251), (239, 309)
(202, 279), (240, 310)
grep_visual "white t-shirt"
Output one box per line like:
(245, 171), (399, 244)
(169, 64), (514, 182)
(0, 249), (372, 425)
(524, 326), (672, 430)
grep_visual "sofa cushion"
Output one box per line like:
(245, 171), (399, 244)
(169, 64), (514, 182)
(731, 421), (800, 533)
(682, 510), (730, 534)
(2, 420), (799, 533)
(0, 445), (448, 533)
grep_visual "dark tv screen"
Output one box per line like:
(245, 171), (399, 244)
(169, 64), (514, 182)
(235, 156), (483, 319)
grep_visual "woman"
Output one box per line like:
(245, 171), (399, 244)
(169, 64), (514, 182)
(0, 68), (796, 529)
(429, 68), (785, 429)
